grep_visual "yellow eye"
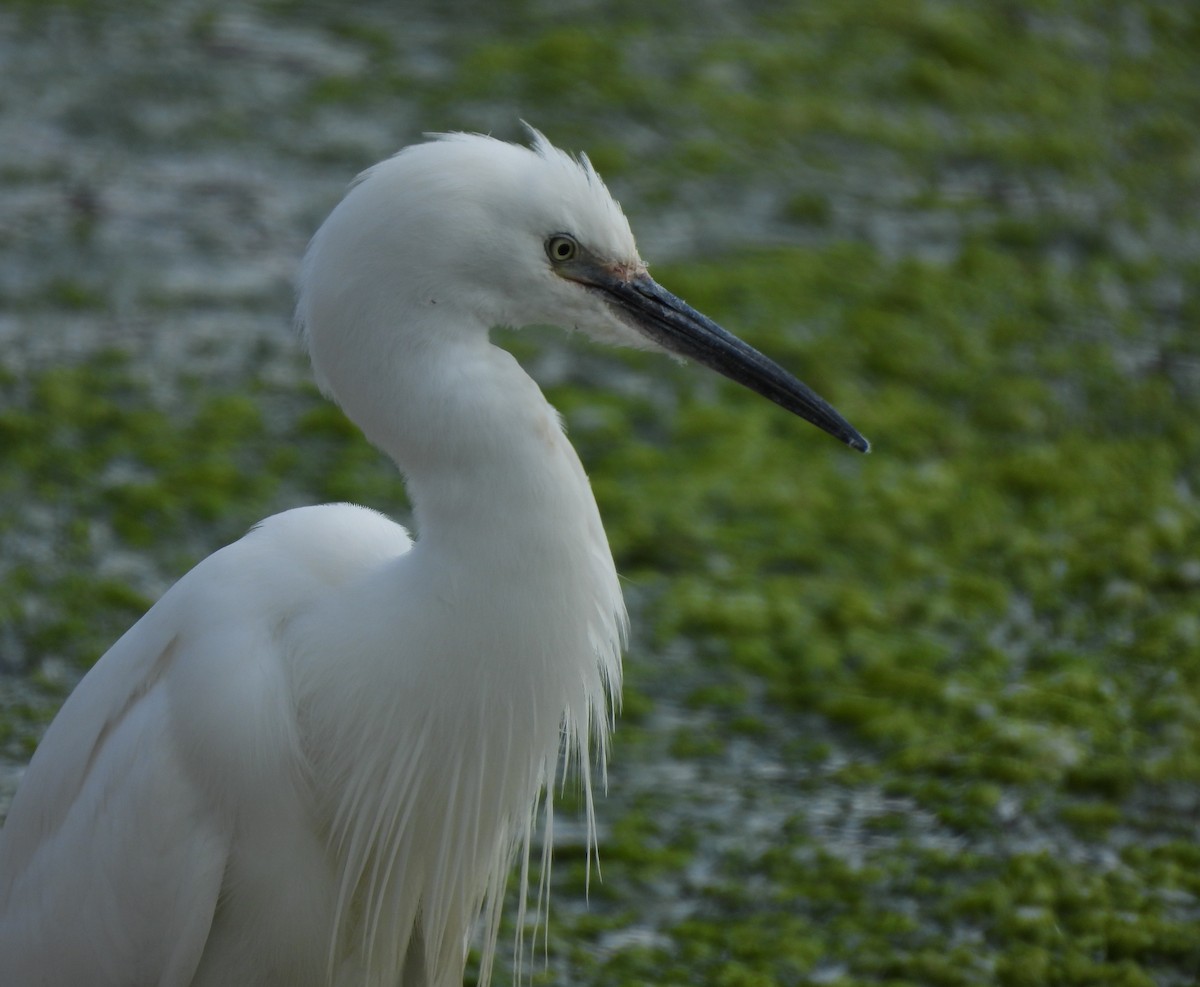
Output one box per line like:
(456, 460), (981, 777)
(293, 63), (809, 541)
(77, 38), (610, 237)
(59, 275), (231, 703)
(545, 234), (578, 263)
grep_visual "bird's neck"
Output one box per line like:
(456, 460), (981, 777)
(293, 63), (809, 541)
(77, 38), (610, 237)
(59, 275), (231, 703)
(383, 340), (601, 562)
(360, 333), (626, 687)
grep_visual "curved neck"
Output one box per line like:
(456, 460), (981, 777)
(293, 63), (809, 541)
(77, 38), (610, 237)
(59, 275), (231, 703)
(375, 339), (591, 553)
(336, 329), (621, 641)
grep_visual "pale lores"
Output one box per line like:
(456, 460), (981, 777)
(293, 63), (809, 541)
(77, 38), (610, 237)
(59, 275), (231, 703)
(0, 130), (867, 986)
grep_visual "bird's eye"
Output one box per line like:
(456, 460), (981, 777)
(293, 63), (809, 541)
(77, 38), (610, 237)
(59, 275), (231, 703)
(545, 234), (579, 263)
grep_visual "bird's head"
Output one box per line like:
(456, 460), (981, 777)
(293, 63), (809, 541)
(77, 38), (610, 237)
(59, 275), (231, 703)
(297, 129), (868, 452)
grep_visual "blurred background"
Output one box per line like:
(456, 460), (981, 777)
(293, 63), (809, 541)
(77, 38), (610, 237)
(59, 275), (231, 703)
(1, 1), (1198, 984)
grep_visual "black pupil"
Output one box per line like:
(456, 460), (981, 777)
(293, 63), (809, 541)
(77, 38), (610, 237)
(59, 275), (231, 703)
(556, 240), (571, 258)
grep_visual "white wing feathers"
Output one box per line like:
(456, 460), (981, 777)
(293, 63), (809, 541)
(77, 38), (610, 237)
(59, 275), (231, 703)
(0, 504), (412, 987)
(0, 612), (230, 986)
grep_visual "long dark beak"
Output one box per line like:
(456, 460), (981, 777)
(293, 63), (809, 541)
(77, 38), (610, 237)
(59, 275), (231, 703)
(571, 267), (869, 453)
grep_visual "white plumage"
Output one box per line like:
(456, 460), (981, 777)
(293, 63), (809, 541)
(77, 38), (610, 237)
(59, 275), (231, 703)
(0, 129), (865, 986)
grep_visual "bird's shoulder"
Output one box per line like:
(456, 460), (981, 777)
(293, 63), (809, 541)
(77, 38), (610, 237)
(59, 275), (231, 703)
(242, 502), (413, 587)
(166, 503), (412, 626)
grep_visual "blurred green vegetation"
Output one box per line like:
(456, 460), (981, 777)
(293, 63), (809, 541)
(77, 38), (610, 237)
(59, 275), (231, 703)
(1, 0), (1198, 984)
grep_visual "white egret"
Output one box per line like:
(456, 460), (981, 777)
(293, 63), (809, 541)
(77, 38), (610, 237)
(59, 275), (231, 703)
(0, 130), (867, 987)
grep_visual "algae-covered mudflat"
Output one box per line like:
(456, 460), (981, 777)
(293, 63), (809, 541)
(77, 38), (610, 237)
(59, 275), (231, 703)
(1, 1), (1198, 984)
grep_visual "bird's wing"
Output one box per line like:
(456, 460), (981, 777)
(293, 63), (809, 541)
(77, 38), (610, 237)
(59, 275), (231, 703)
(0, 609), (233, 987)
(0, 503), (414, 986)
